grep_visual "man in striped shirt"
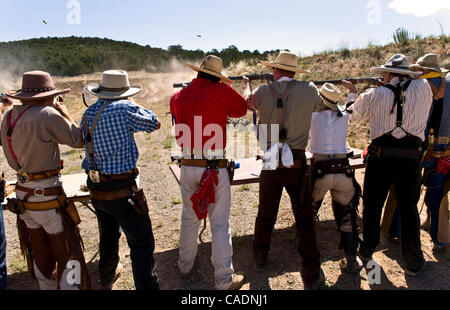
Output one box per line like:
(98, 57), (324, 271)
(342, 54), (433, 277)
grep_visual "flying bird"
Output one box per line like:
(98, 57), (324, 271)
(197, 34), (202, 38)
(43, 20), (48, 24)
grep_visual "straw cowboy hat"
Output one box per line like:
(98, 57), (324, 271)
(86, 70), (142, 99)
(7, 71), (70, 100)
(371, 54), (422, 77)
(410, 53), (449, 75)
(261, 51), (311, 74)
(186, 55), (233, 84)
(319, 83), (346, 113)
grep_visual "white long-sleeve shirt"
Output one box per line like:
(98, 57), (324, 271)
(310, 110), (349, 155)
(349, 78), (433, 141)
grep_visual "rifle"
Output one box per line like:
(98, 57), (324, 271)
(172, 73), (274, 88)
(313, 77), (382, 85)
(173, 75), (382, 88)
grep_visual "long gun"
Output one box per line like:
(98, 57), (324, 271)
(173, 73), (274, 88)
(313, 77), (382, 85)
(173, 75), (382, 88)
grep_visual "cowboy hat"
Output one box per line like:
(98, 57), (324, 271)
(85, 70), (142, 99)
(261, 51), (311, 74)
(6, 71), (70, 100)
(371, 54), (422, 77)
(410, 54), (449, 75)
(319, 83), (346, 113)
(186, 55), (233, 84)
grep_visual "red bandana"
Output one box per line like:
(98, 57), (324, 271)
(436, 156), (450, 175)
(190, 169), (219, 221)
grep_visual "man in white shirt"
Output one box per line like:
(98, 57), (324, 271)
(310, 83), (362, 274)
(342, 54), (433, 277)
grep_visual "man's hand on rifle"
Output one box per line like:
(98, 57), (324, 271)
(341, 80), (357, 93)
(0, 96), (13, 116)
(54, 100), (77, 125)
(242, 76), (253, 98)
(0, 96), (13, 107)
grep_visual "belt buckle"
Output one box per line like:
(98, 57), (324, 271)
(17, 171), (30, 183)
(88, 170), (101, 183)
(437, 137), (449, 145)
(206, 159), (219, 170)
(34, 188), (45, 197)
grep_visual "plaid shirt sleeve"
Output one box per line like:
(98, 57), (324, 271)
(126, 102), (159, 133)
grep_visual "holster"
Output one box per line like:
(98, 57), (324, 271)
(130, 189), (149, 216)
(299, 165), (313, 209)
(227, 160), (236, 184)
(64, 198), (81, 226)
(7, 198), (25, 215)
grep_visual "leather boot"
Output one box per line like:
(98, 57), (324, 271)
(339, 231), (362, 274)
(48, 232), (71, 287)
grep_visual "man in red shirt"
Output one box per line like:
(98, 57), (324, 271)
(170, 55), (247, 290)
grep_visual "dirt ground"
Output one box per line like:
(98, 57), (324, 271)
(1, 73), (449, 290)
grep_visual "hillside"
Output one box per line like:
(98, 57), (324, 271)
(0, 36), (279, 77)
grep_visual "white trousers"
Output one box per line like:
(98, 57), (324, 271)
(178, 167), (234, 290)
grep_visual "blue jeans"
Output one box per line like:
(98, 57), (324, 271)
(424, 170), (446, 245)
(423, 144), (448, 246)
(0, 209), (7, 290)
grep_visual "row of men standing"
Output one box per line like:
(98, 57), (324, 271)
(170, 51), (448, 289)
(0, 50), (448, 290)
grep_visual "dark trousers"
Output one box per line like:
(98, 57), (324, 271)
(88, 178), (159, 290)
(360, 155), (424, 271)
(0, 209), (6, 290)
(389, 208), (401, 238)
(254, 164), (321, 285)
(424, 169), (447, 245)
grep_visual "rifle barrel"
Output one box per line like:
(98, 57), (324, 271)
(312, 77), (382, 85)
(173, 76), (381, 88)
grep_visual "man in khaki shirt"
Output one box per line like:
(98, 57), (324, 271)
(246, 52), (325, 290)
(0, 94), (13, 290)
(1, 71), (89, 290)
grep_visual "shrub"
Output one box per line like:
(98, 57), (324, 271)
(367, 42), (382, 60)
(393, 28), (412, 47)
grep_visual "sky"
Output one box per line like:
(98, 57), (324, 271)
(0, 0), (449, 56)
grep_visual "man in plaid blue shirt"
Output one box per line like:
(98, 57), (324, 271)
(81, 98), (160, 174)
(81, 70), (160, 290)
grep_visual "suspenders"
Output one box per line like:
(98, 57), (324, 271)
(269, 80), (298, 143)
(6, 107), (33, 170)
(382, 79), (413, 136)
(82, 101), (113, 175)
